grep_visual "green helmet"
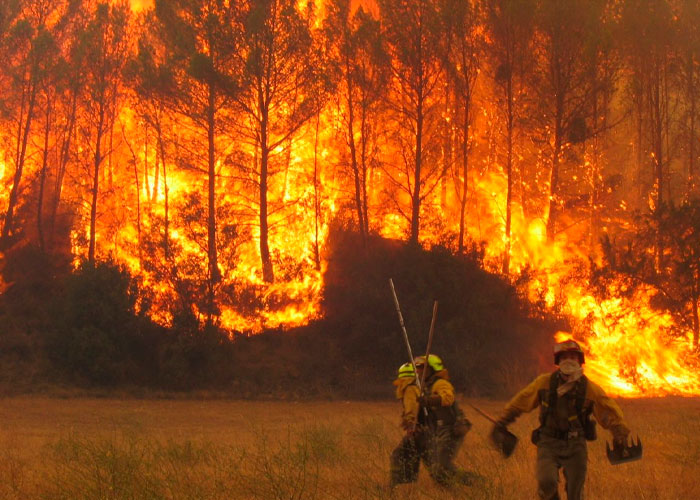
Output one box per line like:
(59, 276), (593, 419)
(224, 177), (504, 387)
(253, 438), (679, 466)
(414, 354), (444, 372)
(397, 362), (416, 379)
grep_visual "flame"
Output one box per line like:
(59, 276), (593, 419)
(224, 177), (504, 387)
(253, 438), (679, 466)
(0, 160), (7, 219)
(128, 0), (152, 12)
(439, 168), (700, 397)
(3, 0), (696, 396)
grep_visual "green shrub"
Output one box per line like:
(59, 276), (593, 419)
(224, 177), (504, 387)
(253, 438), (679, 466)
(47, 260), (159, 386)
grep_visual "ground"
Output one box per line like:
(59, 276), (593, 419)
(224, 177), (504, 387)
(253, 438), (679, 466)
(0, 397), (697, 499)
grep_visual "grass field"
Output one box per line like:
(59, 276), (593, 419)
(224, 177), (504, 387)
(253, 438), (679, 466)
(0, 396), (698, 499)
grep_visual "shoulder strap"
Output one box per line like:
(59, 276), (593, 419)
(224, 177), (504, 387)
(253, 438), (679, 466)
(575, 375), (590, 423)
(547, 371), (558, 410)
(538, 372), (558, 426)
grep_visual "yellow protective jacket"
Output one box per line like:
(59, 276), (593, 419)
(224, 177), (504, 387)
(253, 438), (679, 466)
(429, 370), (456, 406)
(394, 370), (456, 430)
(498, 372), (631, 441)
(394, 377), (420, 430)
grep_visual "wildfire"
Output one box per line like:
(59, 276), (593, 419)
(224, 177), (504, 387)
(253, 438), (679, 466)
(3, 0), (698, 398)
(438, 168), (700, 397)
(128, 0), (152, 12)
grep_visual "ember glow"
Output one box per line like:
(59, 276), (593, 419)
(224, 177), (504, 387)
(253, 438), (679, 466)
(3, 0), (699, 396)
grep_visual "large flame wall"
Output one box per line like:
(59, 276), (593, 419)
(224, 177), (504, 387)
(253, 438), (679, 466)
(0, 0), (697, 397)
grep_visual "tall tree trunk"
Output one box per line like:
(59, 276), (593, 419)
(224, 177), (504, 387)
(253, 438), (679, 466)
(635, 86), (645, 208)
(649, 63), (664, 271)
(503, 74), (514, 273)
(359, 88), (370, 239)
(441, 86), (451, 209)
(313, 109), (321, 270)
(156, 119), (170, 258)
(50, 87), (78, 249)
(206, 86), (221, 319)
(546, 100), (563, 243)
(410, 96), (423, 244)
(589, 84), (606, 252)
(125, 123), (143, 267)
(1, 81), (37, 247)
(37, 96), (52, 252)
(259, 95), (274, 283)
(143, 123), (150, 211)
(458, 100), (470, 255)
(346, 62), (365, 242)
(152, 128), (159, 203)
(88, 100), (106, 263)
(688, 51), (696, 197)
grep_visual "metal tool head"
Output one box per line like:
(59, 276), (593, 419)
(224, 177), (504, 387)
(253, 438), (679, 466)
(490, 424), (518, 458)
(606, 436), (643, 465)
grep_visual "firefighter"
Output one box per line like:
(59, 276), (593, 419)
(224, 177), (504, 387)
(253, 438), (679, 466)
(389, 355), (472, 488)
(493, 339), (633, 500)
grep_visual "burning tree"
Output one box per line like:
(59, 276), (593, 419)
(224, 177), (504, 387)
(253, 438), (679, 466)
(0, 1), (45, 248)
(0, 0), (699, 395)
(323, 0), (388, 246)
(232, 0), (325, 284)
(530, 0), (609, 244)
(441, 0), (482, 257)
(153, 0), (240, 320)
(378, 0), (446, 244)
(484, 0), (533, 271)
(77, 2), (131, 264)
(676, 0), (700, 199)
(619, 0), (677, 269)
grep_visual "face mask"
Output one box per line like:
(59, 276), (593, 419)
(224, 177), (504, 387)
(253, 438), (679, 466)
(559, 359), (581, 375)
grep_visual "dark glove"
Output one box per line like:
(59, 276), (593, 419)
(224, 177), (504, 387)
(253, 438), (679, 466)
(613, 435), (628, 451)
(494, 417), (511, 429)
(401, 419), (416, 432)
(418, 394), (442, 407)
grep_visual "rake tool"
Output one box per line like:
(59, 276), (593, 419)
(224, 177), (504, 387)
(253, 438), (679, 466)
(606, 436), (643, 465)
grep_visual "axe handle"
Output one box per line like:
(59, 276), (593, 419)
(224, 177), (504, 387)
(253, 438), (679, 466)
(469, 404), (499, 424)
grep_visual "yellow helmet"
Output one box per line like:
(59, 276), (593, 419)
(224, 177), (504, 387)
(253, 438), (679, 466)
(414, 354), (444, 372)
(397, 362), (415, 379)
(554, 339), (585, 365)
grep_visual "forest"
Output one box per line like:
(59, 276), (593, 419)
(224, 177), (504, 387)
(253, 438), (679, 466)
(1, 0), (699, 397)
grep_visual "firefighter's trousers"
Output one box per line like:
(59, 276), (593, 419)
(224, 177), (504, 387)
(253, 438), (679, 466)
(390, 425), (468, 487)
(536, 435), (587, 500)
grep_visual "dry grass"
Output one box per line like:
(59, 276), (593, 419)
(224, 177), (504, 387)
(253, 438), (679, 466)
(0, 396), (697, 499)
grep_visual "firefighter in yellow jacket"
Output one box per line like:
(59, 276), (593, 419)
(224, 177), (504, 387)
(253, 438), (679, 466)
(389, 355), (472, 487)
(494, 339), (633, 500)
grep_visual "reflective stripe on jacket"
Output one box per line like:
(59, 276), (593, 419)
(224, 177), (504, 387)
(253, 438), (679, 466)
(499, 372), (631, 441)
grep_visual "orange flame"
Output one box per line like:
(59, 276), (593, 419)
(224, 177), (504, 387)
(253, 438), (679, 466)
(66, 0), (698, 395)
(453, 169), (700, 396)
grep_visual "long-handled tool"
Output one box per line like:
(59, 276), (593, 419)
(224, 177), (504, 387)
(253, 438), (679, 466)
(606, 437), (643, 465)
(389, 278), (422, 393)
(418, 301), (438, 395)
(469, 404), (518, 458)
(389, 278), (432, 431)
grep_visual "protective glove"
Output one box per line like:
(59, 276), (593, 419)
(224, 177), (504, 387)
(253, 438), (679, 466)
(612, 435), (628, 452)
(418, 394), (442, 407)
(494, 417), (511, 430)
(401, 419), (416, 432)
